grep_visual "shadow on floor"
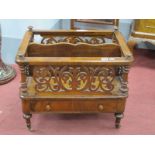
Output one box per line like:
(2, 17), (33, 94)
(132, 48), (155, 69)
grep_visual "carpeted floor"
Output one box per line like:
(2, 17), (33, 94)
(0, 49), (155, 135)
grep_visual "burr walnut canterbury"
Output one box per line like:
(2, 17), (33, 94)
(16, 27), (133, 130)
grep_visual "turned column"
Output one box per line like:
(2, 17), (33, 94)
(19, 61), (32, 130)
(115, 66), (130, 128)
(0, 24), (16, 84)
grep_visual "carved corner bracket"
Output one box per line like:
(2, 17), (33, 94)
(118, 66), (130, 96)
(24, 63), (30, 76)
(19, 63), (30, 76)
(19, 63), (30, 96)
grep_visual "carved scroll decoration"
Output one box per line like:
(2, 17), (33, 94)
(33, 66), (115, 93)
(41, 36), (106, 44)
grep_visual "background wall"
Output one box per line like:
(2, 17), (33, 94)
(0, 19), (154, 64)
(0, 19), (61, 63)
(0, 19), (61, 39)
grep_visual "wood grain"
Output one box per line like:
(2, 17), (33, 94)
(16, 28), (132, 129)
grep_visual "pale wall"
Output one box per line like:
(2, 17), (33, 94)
(0, 19), (61, 39)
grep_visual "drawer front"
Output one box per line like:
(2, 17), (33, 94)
(29, 99), (125, 113)
(135, 19), (155, 33)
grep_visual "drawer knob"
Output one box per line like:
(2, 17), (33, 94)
(98, 104), (104, 111)
(45, 104), (51, 111)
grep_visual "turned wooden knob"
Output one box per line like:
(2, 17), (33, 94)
(98, 104), (104, 111)
(45, 104), (51, 111)
(28, 26), (33, 31)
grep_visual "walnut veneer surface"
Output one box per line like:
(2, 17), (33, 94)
(16, 27), (133, 130)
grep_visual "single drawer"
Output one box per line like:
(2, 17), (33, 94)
(29, 99), (125, 113)
(135, 19), (155, 33)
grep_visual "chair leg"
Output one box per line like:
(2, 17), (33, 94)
(127, 40), (137, 53)
(23, 113), (32, 130)
(115, 113), (124, 128)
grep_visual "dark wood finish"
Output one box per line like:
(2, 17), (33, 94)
(128, 19), (155, 51)
(27, 43), (121, 57)
(16, 27), (133, 130)
(24, 99), (125, 113)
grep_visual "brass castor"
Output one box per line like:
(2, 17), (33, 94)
(115, 113), (124, 129)
(23, 113), (32, 130)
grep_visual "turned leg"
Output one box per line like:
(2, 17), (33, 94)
(115, 113), (124, 129)
(23, 113), (32, 130)
(127, 40), (137, 53)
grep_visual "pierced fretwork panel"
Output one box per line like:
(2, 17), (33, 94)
(40, 36), (109, 44)
(33, 66), (115, 93)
